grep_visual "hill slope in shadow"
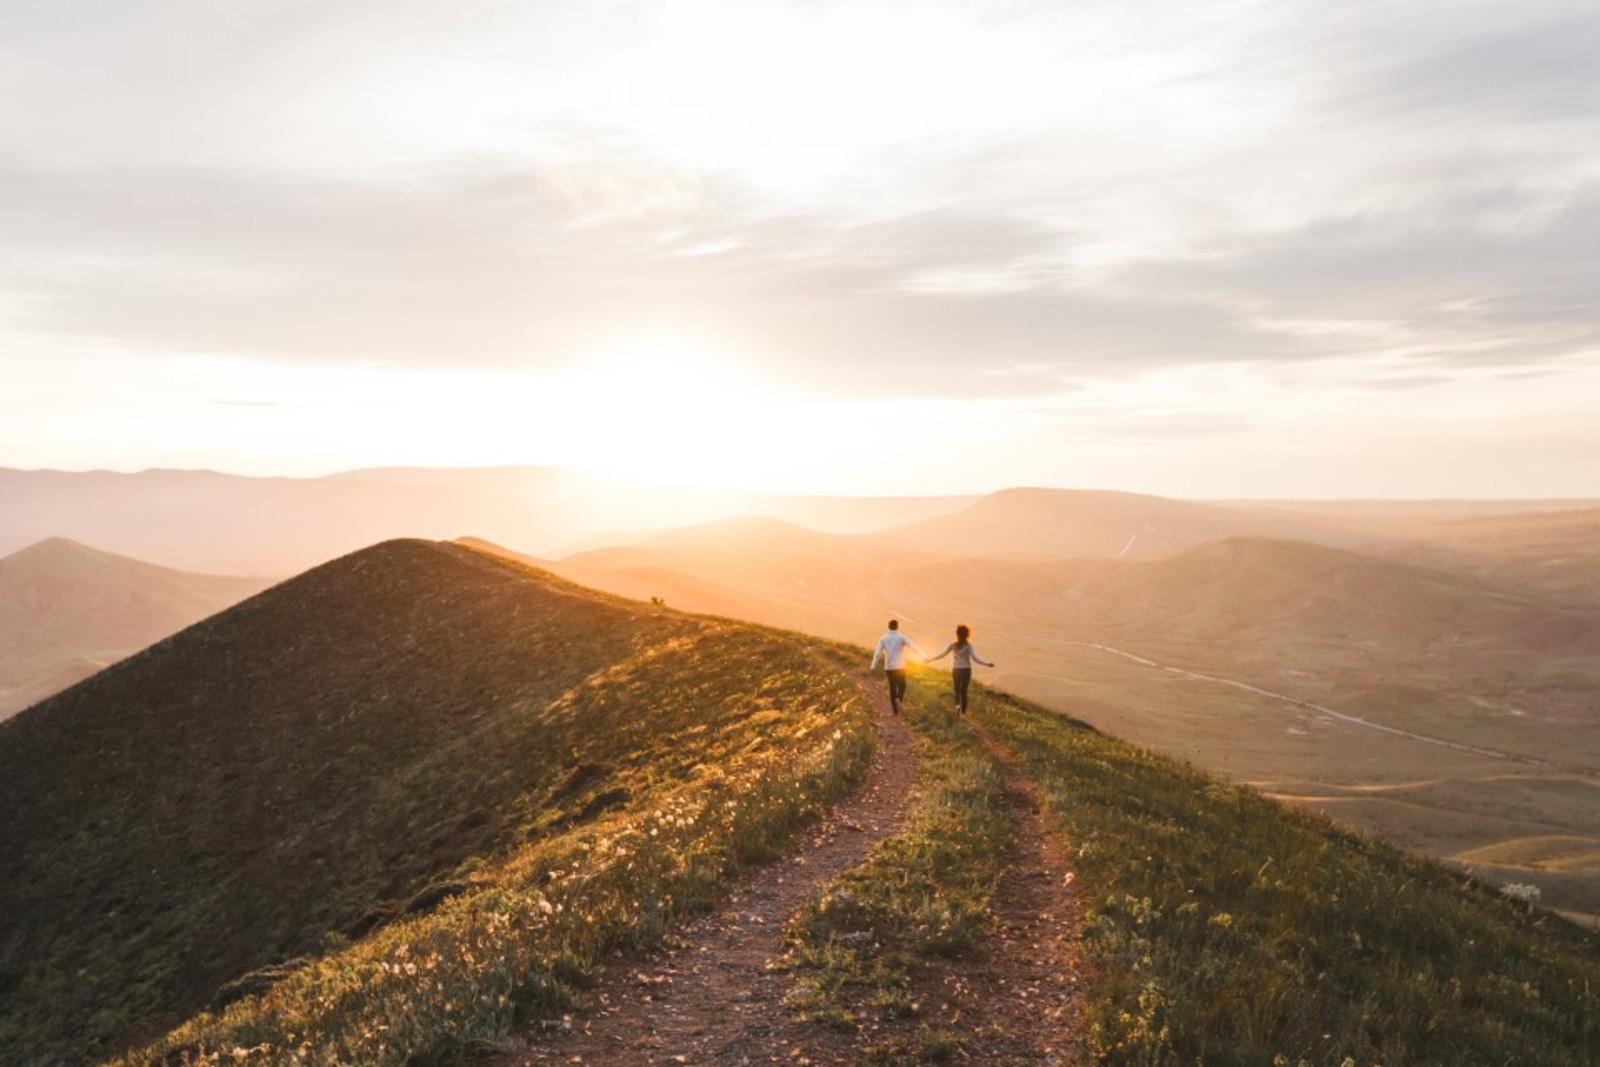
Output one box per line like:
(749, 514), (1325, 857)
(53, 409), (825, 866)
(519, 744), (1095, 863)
(0, 538), (271, 720)
(0, 538), (856, 1065)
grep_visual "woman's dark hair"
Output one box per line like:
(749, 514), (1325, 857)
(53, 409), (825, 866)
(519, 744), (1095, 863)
(955, 624), (970, 645)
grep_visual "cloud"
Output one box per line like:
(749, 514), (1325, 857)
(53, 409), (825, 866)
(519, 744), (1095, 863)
(1364, 4), (1600, 122)
(0, 163), (611, 364)
(4, 151), (1596, 405)
(1117, 183), (1600, 368)
(1, 0), (1596, 412)
(0, 159), (1264, 381)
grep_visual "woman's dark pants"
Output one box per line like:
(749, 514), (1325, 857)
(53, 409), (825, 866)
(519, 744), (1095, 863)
(953, 667), (973, 712)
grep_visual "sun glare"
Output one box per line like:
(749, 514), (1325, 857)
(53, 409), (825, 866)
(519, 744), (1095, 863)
(541, 331), (799, 489)
(115, 343), (903, 494)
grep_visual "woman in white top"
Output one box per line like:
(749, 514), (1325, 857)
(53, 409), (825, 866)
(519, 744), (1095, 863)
(926, 624), (994, 715)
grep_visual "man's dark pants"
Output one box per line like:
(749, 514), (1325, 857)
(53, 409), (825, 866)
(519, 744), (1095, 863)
(886, 668), (908, 711)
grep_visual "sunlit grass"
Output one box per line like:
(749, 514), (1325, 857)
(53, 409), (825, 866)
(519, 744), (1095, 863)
(980, 689), (1600, 1066)
(782, 672), (1010, 1062)
(112, 641), (873, 1066)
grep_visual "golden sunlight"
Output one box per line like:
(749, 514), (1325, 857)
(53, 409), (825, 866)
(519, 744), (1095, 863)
(543, 330), (802, 488)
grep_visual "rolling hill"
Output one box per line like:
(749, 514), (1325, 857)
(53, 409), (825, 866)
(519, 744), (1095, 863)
(1007, 534), (1600, 666)
(0, 539), (869, 1065)
(1387, 505), (1600, 606)
(880, 486), (1377, 559)
(0, 538), (271, 720)
(546, 516), (933, 646)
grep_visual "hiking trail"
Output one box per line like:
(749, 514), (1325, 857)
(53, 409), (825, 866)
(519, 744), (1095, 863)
(488, 676), (1085, 1065)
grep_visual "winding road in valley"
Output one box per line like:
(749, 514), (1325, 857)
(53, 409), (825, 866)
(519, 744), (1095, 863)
(879, 563), (1549, 767)
(1008, 635), (1553, 768)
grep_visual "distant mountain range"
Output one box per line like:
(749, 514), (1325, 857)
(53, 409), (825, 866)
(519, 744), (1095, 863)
(0, 538), (270, 720)
(0, 466), (975, 574)
(8, 463), (1593, 577)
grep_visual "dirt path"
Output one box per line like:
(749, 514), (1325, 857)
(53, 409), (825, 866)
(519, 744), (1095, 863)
(490, 678), (919, 1066)
(954, 721), (1086, 1065)
(838, 712), (1087, 1065)
(488, 685), (1087, 1065)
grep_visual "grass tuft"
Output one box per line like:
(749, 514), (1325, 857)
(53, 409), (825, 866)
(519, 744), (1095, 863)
(783, 673), (1009, 1048)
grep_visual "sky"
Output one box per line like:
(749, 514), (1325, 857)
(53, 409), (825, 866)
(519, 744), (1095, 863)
(2, 0), (1597, 497)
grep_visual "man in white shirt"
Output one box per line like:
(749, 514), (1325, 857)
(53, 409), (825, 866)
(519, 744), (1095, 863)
(869, 619), (924, 715)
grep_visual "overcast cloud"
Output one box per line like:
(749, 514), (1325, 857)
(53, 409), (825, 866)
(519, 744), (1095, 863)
(1, 0), (1596, 492)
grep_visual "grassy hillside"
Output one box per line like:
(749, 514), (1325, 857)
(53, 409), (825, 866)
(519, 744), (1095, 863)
(7, 542), (1597, 1065)
(0, 540), (873, 1065)
(978, 685), (1600, 1065)
(785, 672), (1600, 1065)
(0, 538), (270, 720)
(126, 654), (1600, 1066)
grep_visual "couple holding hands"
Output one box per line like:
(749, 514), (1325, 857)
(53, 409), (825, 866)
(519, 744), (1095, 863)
(869, 619), (995, 716)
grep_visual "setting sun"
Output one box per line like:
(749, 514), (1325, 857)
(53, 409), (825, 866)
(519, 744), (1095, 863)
(548, 330), (785, 486)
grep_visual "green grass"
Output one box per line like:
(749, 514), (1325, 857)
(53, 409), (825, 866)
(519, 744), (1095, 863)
(13, 542), (1600, 1066)
(114, 646), (873, 1066)
(0, 542), (877, 1066)
(782, 673), (1011, 1063)
(980, 690), (1600, 1066)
